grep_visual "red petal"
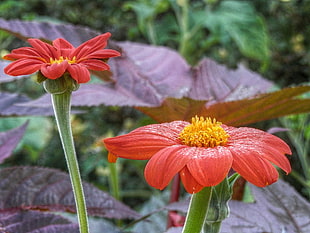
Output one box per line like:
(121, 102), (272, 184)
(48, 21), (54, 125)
(3, 47), (46, 61)
(53, 38), (75, 58)
(259, 145), (291, 174)
(230, 147), (279, 187)
(103, 121), (188, 160)
(4, 59), (42, 76)
(226, 126), (291, 155)
(40, 62), (68, 79)
(28, 38), (58, 60)
(66, 64), (90, 83)
(144, 145), (193, 190)
(179, 166), (204, 193)
(71, 33), (111, 59)
(186, 146), (233, 187)
(84, 49), (121, 59)
(79, 59), (110, 71)
(227, 127), (292, 174)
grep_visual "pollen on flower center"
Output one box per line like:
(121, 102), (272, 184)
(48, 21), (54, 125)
(49, 56), (77, 64)
(179, 116), (229, 148)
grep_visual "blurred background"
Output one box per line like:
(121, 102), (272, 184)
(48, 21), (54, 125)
(0, 0), (309, 213)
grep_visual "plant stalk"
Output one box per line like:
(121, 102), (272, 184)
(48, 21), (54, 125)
(51, 92), (89, 233)
(108, 162), (120, 201)
(182, 186), (213, 233)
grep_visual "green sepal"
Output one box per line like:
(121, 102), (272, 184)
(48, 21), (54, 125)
(36, 71), (47, 83)
(202, 173), (240, 232)
(43, 73), (80, 94)
(204, 177), (232, 224)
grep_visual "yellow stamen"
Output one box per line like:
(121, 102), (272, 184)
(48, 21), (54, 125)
(49, 56), (77, 64)
(179, 116), (229, 147)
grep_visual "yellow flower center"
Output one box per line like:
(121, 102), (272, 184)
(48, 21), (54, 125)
(179, 116), (229, 147)
(49, 56), (77, 64)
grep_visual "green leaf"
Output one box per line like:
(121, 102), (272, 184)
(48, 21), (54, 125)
(204, 0), (270, 64)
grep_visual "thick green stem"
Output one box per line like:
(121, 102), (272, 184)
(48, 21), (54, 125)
(51, 92), (89, 233)
(182, 187), (213, 233)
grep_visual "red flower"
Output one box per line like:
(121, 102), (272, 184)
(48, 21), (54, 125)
(103, 116), (292, 193)
(3, 33), (120, 83)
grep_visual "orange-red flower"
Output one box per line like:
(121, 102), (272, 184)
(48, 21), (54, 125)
(3, 33), (120, 83)
(103, 116), (292, 193)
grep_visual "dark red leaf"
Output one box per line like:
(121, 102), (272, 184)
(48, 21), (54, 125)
(137, 98), (207, 122)
(164, 227), (182, 233)
(0, 166), (140, 220)
(0, 122), (28, 164)
(221, 179), (310, 233)
(0, 92), (54, 116)
(163, 180), (310, 233)
(0, 210), (79, 233)
(188, 58), (272, 102)
(109, 42), (191, 103)
(0, 18), (99, 47)
(202, 85), (310, 126)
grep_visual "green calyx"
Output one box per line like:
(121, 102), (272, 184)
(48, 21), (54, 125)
(42, 73), (80, 94)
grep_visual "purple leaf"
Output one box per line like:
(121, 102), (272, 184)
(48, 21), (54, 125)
(0, 92), (54, 116)
(0, 18), (100, 47)
(0, 61), (29, 83)
(0, 166), (140, 220)
(189, 58), (273, 103)
(18, 84), (154, 108)
(0, 122), (28, 164)
(164, 227), (182, 233)
(163, 179), (310, 232)
(71, 84), (154, 107)
(0, 210), (79, 233)
(110, 42), (191, 103)
(267, 127), (290, 134)
(221, 179), (310, 233)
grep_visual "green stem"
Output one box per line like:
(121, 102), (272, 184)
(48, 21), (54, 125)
(182, 186), (213, 233)
(177, 0), (190, 58)
(51, 92), (89, 233)
(108, 162), (120, 201)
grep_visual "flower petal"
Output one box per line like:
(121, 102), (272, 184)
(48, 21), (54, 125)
(4, 58), (43, 76)
(186, 146), (233, 187)
(71, 33), (111, 59)
(79, 59), (110, 71)
(40, 62), (69, 79)
(28, 38), (58, 60)
(3, 47), (47, 61)
(66, 64), (90, 83)
(227, 126), (292, 174)
(259, 145), (291, 174)
(53, 38), (75, 58)
(144, 145), (193, 190)
(103, 121), (188, 160)
(226, 126), (291, 155)
(83, 49), (121, 60)
(179, 166), (204, 193)
(230, 147), (279, 187)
